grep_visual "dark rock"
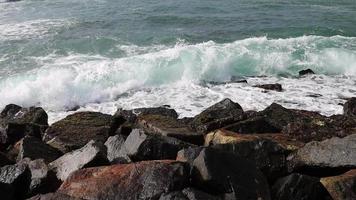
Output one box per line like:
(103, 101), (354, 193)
(22, 159), (61, 197)
(192, 148), (270, 200)
(223, 116), (280, 134)
(58, 160), (190, 200)
(134, 106), (179, 119)
(0, 182), (14, 200)
(104, 134), (130, 163)
(288, 134), (356, 173)
(205, 130), (303, 181)
(160, 188), (221, 200)
(138, 114), (203, 145)
(0, 162), (31, 199)
(17, 136), (62, 163)
(191, 98), (245, 134)
(176, 147), (205, 163)
(344, 97), (356, 117)
(299, 69), (315, 76)
(159, 191), (189, 200)
(272, 173), (331, 200)
(0, 152), (13, 167)
(27, 193), (84, 200)
(254, 84), (282, 92)
(230, 76), (248, 83)
(120, 129), (192, 161)
(0, 104), (48, 126)
(49, 140), (108, 181)
(43, 112), (112, 153)
(320, 169), (356, 200)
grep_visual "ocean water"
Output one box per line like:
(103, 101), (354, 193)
(0, 0), (356, 123)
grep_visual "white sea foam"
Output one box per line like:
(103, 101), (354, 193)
(0, 35), (355, 123)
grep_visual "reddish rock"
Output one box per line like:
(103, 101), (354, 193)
(58, 160), (190, 200)
(320, 169), (356, 200)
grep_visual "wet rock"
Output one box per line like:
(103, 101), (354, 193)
(134, 106), (179, 119)
(104, 134), (130, 163)
(192, 148), (270, 200)
(23, 159), (60, 197)
(223, 116), (280, 134)
(288, 134), (356, 173)
(344, 97), (356, 117)
(191, 98), (245, 134)
(27, 193), (84, 200)
(272, 173), (331, 200)
(0, 162), (31, 199)
(0, 152), (13, 167)
(254, 83), (282, 91)
(138, 114), (203, 145)
(205, 130), (303, 181)
(49, 140), (108, 181)
(299, 69), (315, 76)
(43, 112), (113, 153)
(120, 129), (192, 161)
(0, 104), (48, 149)
(17, 136), (62, 163)
(320, 169), (356, 200)
(58, 160), (190, 200)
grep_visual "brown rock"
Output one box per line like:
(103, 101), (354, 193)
(58, 160), (190, 200)
(320, 169), (356, 200)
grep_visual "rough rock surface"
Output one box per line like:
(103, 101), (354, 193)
(43, 112), (113, 153)
(320, 169), (356, 200)
(288, 134), (356, 172)
(176, 147), (205, 163)
(134, 106), (179, 119)
(0, 162), (31, 199)
(17, 136), (62, 163)
(272, 173), (331, 200)
(192, 148), (271, 200)
(49, 140), (108, 181)
(191, 98), (245, 134)
(58, 160), (190, 200)
(344, 97), (356, 117)
(104, 134), (130, 163)
(138, 114), (203, 145)
(120, 129), (192, 161)
(27, 193), (84, 200)
(254, 83), (283, 91)
(223, 116), (280, 134)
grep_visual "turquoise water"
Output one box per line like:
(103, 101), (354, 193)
(0, 0), (356, 121)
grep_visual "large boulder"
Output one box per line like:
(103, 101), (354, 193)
(191, 98), (245, 134)
(58, 160), (190, 200)
(0, 104), (48, 150)
(137, 114), (203, 145)
(272, 173), (331, 200)
(0, 162), (31, 199)
(288, 134), (356, 173)
(104, 134), (130, 163)
(43, 112), (113, 153)
(205, 130), (303, 181)
(320, 169), (356, 200)
(191, 148), (270, 200)
(344, 97), (356, 117)
(223, 117), (280, 134)
(17, 136), (62, 163)
(49, 140), (108, 181)
(120, 129), (192, 161)
(134, 106), (179, 119)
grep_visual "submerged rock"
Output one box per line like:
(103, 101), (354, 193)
(120, 129), (192, 161)
(43, 112), (113, 153)
(272, 173), (330, 200)
(298, 69), (315, 76)
(288, 134), (356, 173)
(138, 114), (203, 145)
(192, 148), (270, 200)
(49, 140), (108, 181)
(254, 83), (282, 91)
(58, 160), (190, 200)
(320, 169), (356, 200)
(191, 98), (245, 134)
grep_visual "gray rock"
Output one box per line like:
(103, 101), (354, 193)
(0, 162), (31, 199)
(104, 134), (130, 163)
(49, 140), (108, 181)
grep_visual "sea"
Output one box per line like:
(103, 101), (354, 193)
(0, 0), (356, 123)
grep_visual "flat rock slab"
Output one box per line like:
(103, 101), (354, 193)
(288, 134), (356, 172)
(43, 112), (113, 153)
(49, 140), (108, 181)
(138, 114), (203, 145)
(58, 160), (190, 200)
(320, 169), (356, 200)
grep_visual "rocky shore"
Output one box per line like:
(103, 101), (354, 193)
(0, 95), (356, 200)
